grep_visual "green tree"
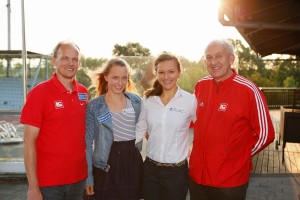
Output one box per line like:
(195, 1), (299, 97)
(112, 42), (152, 78)
(230, 39), (300, 87)
(0, 61), (5, 77)
(283, 76), (298, 87)
(113, 42), (151, 57)
(78, 57), (108, 98)
(248, 71), (274, 87)
(230, 39), (260, 77)
(178, 57), (208, 93)
(76, 68), (91, 89)
(112, 42), (154, 94)
(81, 56), (107, 71)
(12, 62), (22, 77)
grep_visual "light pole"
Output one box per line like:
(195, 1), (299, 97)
(21, 0), (27, 103)
(7, 0), (11, 77)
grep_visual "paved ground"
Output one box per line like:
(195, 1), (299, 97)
(1, 110), (300, 199)
(247, 174), (300, 200)
(1, 173), (300, 200)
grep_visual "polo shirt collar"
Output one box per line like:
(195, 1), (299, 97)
(153, 85), (183, 101)
(51, 72), (78, 94)
(175, 86), (184, 98)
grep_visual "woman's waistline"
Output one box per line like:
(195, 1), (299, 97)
(111, 139), (136, 149)
(145, 156), (187, 167)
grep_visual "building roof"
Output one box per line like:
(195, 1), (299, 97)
(219, 0), (300, 58)
(0, 50), (50, 59)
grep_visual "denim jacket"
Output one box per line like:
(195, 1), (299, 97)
(85, 92), (142, 186)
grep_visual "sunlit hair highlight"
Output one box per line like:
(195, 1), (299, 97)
(204, 39), (234, 56)
(52, 40), (81, 59)
(144, 51), (181, 98)
(90, 57), (137, 97)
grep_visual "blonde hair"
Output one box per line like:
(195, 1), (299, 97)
(90, 57), (137, 97)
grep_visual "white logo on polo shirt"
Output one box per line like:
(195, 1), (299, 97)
(54, 100), (64, 109)
(218, 103), (228, 111)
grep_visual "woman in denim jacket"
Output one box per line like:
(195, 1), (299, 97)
(85, 58), (143, 200)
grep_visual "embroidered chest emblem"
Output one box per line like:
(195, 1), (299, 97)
(169, 107), (184, 113)
(54, 100), (64, 109)
(218, 103), (228, 112)
(78, 93), (88, 101)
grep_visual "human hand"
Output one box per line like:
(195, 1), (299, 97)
(85, 185), (95, 196)
(27, 186), (43, 200)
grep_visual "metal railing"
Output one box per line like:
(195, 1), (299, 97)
(261, 87), (300, 109)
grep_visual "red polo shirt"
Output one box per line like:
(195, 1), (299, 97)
(20, 73), (88, 186)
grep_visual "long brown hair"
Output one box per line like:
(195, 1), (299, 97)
(90, 57), (137, 97)
(144, 52), (181, 98)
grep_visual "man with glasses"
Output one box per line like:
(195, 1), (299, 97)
(189, 39), (275, 200)
(21, 40), (88, 200)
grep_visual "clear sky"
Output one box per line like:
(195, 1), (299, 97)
(0, 0), (245, 61)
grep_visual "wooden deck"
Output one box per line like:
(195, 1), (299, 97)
(252, 140), (300, 174)
(252, 109), (300, 174)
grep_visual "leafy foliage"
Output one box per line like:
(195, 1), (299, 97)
(1, 40), (299, 101)
(178, 57), (208, 93)
(230, 39), (300, 87)
(113, 42), (151, 57)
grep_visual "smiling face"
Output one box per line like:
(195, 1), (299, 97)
(205, 42), (235, 83)
(52, 43), (80, 80)
(156, 59), (180, 92)
(104, 65), (128, 95)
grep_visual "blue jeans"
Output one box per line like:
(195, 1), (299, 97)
(40, 179), (85, 200)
